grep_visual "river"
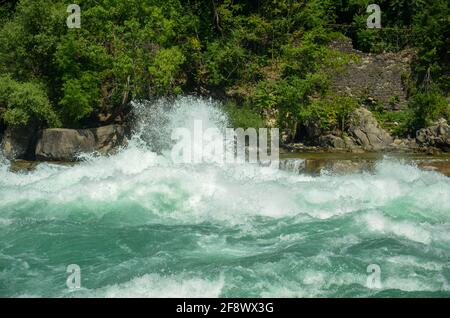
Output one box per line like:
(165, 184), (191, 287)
(0, 97), (449, 297)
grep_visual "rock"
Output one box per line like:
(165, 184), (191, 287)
(417, 160), (450, 177)
(416, 118), (450, 152)
(313, 109), (393, 152)
(1, 125), (37, 160)
(94, 125), (127, 154)
(324, 160), (374, 175)
(9, 160), (39, 173)
(388, 137), (417, 152)
(342, 135), (361, 152)
(35, 128), (95, 161)
(304, 122), (322, 140)
(329, 38), (411, 111)
(318, 134), (346, 149)
(348, 108), (393, 151)
(280, 157), (375, 175)
(35, 125), (126, 161)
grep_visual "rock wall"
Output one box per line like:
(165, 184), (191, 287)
(329, 38), (412, 110)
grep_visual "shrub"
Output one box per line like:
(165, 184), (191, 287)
(300, 96), (359, 132)
(0, 75), (61, 127)
(408, 91), (449, 130)
(224, 101), (265, 129)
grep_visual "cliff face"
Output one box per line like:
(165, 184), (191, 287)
(329, 38), (412, 111)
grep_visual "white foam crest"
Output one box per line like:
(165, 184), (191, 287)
(358, 211), (432, 244)
(0, 97), (448, 229)
(87, 273), (224, 298)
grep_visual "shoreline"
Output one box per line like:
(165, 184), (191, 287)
(7, 151), (450, 177)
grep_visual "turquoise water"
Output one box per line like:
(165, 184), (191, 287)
(0, 98), (449, 297)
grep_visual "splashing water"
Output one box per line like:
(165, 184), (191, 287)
(0, 97), (449, 297)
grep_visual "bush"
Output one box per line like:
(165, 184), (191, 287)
(224, 102), (265, 129)
(300, 96), (359, 132)
(372, 110), (412, 137)
(408, 91), (449, 130)
(0, 75), (61, 127)
(59, 73), (99, 125)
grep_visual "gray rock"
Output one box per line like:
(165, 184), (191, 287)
(1, 125), (37, 160)
(35, 125), (126, 161)
(324, 160), (374, 175)
(94, 125), (127, 154)
(329, 38), (411, 111)
(388, 137), (418, 151)
(342, 135), (361, 152)
(318, 134), (346, 149)
(348, 108), (393, 151)
(280, 158), (375, 175)
(304, 122), (322, 140)
(416, 118), (450, 151)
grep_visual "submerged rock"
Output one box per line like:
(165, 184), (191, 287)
(35, 125), (126, 161)
(417, 160), (450, 177)
(9, 160), (39, 173)
(279, 158), (375, 175)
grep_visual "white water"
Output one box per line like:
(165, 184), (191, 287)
(0, 97), (449, 297)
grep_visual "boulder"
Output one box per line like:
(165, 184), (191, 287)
(1, 125), (37, 160)
(388, 138), (418, 152)
(348, 108), (393, 151)
(318, 134), (346, 149)
(93, 125), (127, 154)
(342, 135), (360, 152)
(35, 125), (126, 161)
(313, 108), (393, 152)
(416, 118), (450, 152)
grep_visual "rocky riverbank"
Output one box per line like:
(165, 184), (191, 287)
(282, 108), (450, 155)
(8, 153), (450, 177)
(0, 109), (449, 163)
(279, 153), (450, 177)
(1, 124), (128, 161)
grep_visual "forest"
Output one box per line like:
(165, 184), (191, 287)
(0, 0), (448, 140)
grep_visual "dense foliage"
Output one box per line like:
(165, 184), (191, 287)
(0, 0), (448, 137)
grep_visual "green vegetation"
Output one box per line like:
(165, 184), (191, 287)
(408, 91), (449, 130)
(0, 0), (448, 138)
(0, 75), (60, 127)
